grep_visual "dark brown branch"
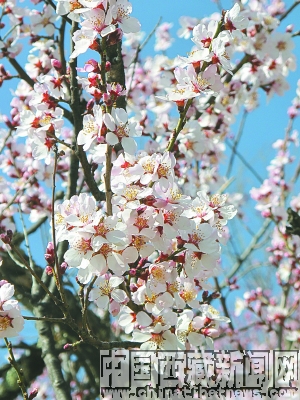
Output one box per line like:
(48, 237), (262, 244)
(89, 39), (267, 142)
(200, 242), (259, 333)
(7, 57), (35, 87)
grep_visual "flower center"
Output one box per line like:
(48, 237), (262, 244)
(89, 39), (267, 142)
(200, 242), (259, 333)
(150, 333), (164, 346)
(39, 116), (52, 125)
(0, 315), (12, 331)
(123, 186), (139, 201)
(196, 75), (209, 91)
(168, 282), (180, 293)
(99, 281), (112, 296)
(145, 293), (157, 303)
(157, 163), (170, 178)
(277, 41), (287, 51)
(208, 305), (220, 317)
(164, 210), (178, 225)
(132, 236), (146, 250)
(56, 213), (64, 224)
(142, 160), (155, 174)
(180, 289), (197, 302)
(117, 5), (129, 20)
(79, 215), (89, 224)
(83, 121), (97, 134)
(210, 194), (226, 207)
(70, 1), (82, 11)
(170, 189), (182, 201)
(73, 238), (91, 253)
(135, 216), (149, 230)
(99, 243), (112, 257)
(151, 266), (165, 282)
(94, 223), (111, 237)
(116, 123), (129, 138)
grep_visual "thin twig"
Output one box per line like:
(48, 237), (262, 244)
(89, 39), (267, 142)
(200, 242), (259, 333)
(51, 147), (68, 306)
(213, 277), (243, 351)
(23, 316), (67, 324)
(127, 17), (162, 95)
(220, 219), (272, 288)
(104, 144), (113, 215)
(7, 246), (62, 309)
(82, 276), (97, 335)
(226, 109), (248, 178)
(0, 130), (13, 155)
(4, 338), (29, 400)
(225, 139), (264, 183)
(279, 0), (300, 21)
(7, 57), (35, 87)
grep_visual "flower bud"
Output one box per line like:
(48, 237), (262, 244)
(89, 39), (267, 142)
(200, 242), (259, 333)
(29, 388), (39, 400)
(45, 266), (53, 275)
(51, 58), (62, 71)
(0, 230), (13, 244)
(60, 262), (68, 274)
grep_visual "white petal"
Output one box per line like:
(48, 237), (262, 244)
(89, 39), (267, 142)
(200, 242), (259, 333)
(122, 137), (137, 155)
(111, 289), (127, 303)
(95, 295), (109, 309)
(106, 131), (119, 146)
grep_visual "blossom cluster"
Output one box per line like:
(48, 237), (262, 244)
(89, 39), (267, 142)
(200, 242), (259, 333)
(56, 0), (141, 59)
(0, 281), (24, 338)
(55, 172), (236, 348)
